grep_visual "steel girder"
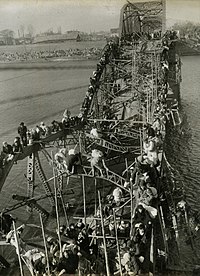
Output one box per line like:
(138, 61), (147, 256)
(34, 152), (55, 207)
(26, 153), (35, 212)
(119, 0), (166, 39)
(26, 152), (53, 216)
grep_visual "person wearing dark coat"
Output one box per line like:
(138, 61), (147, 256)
(12, 137), (23, 154)
(2, 142), (13, 155)
(0, 212), (15, 235)
(66, 150), (80, 173)
(18, 122), (27, 146)
(51, 120), (62, 132)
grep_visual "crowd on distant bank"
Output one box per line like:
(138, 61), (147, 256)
(0, 47), (102, 63)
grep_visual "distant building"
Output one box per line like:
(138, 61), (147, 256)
(0, 35), (6, 45)
(33, 32), (81, 44)
(15, 34), (33, 45)
(89, 31), (110, 41)
(0, 29), (15, 45)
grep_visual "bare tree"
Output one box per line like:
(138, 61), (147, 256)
(20, 25), (25, 38)
(27, 24), (34, 38)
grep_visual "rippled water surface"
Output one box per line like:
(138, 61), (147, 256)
(0, 60), (97, 143)
(167, 56), (200, 211)
(0, 59), (97, 219)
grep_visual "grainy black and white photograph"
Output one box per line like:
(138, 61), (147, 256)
(0, 0), (199, 275)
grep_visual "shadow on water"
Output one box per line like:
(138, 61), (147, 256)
(0, 62), (96, 72)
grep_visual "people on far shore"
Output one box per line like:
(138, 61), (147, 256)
(0, 47), (102, 63)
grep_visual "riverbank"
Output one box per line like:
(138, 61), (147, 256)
(0, 40), (106, 65)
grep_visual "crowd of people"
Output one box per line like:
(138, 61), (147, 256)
(0, 29), (183, 275)
(0, 40), (120, 177)
(46, 33), (172, 274)
(94, 119), (163, 274)
(0, 47), (102, 63)
(79, 40), (120, 119)
(0, 116), (84, 174)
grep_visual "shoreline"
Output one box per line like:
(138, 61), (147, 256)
(0, 52), (199, 69)
(0, 57), (98, 69)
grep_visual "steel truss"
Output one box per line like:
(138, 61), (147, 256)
(119, 0), (165, 40)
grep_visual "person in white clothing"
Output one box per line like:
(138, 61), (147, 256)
(90, 127), (99, 138)
(55, 148), (68, 172)
(90, 149), (107, 176)
(112, 187), (122, 205)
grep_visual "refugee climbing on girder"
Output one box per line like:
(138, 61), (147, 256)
(40, 122), (51, 137)
(6, 224), (26, 254)
(55, 148), (69, 173)
(90, 126), (99, 138)
(23, 248), (46, 276)
(138, 135), (158, 166)
(12, 137), (23, 154)
(90, 148), (108, 177)
(1, 141), (14, 164)
(62, 109), (71, 126)
(0, 212), (16, 236)
(54, 147), (80, 174)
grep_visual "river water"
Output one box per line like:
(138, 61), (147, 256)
(0, 59), (97, 221)
(0, 60), (97, 143)
(166, 56), (200, 212)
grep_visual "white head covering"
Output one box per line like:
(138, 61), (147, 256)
(68, 149), (75, 155)
(59, 148), (67, 156)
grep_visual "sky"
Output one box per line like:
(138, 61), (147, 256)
(0, 0), (199, 35)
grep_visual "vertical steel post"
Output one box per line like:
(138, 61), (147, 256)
(98, 191), (110, 276)
(94, 178), (97, 216)
(26, 153), (35, 212)
(13, 221), (24, 276)
(113, 210), (123, 276)
(162, 0), (166, 34)
(52, 153), (62, 257)
(82, 175), (86, 225)
(39, 214), (51, 275)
